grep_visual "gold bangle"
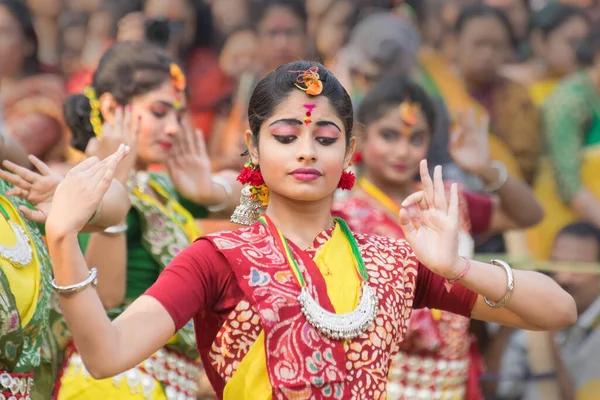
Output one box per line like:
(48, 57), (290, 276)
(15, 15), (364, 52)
(51, 267), (98, 296)
(483, 259), (515, 309)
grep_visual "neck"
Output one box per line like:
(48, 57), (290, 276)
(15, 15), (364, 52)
(264, 192), (335, 250)
(362, 169), (415, 205)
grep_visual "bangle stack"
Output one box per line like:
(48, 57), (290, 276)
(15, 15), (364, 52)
(51, 267), (98, 296)
(484, 259), (515, 308)
(484, 161), (508, 192)
(207, 176), (233, 213)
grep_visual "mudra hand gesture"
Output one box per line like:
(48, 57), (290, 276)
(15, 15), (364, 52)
(46, 144), (130, 237)
(399, 160), (461, 279)
(86, 106), (140, 184)
(449, 107), (490, 174)
(166, 121), (221, 204)
(0, 155), (63, 223)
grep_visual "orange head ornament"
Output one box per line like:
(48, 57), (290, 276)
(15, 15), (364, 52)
(170, 63), (186, 92)
(292, 67), (323, 96)
(399, 101), (421, 128)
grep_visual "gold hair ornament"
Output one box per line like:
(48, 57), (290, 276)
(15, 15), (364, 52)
(83, 87), (103, 138)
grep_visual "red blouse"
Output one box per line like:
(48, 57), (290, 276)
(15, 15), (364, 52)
(145, 237), (477, 397)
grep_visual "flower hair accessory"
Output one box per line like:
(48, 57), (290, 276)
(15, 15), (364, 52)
(399, 101), (421, 128)
(237, 159), (269, 206)
(170, 63), (186, 92)
(83, 86), (103, 138)
(291, 66), (323, 96)
(338, 168), (356, 190)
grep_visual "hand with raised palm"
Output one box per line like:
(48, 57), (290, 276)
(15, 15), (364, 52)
(166, 121), (222, 205)
(86, 106), (140, 184)
(449, 107), (490, 175)
(0, 155), (63, 223)
(46, 144), (130, 238)
(399, 160), (461, 279)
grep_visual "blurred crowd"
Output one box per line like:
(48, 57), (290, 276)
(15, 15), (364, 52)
(2, 0), (600, 399)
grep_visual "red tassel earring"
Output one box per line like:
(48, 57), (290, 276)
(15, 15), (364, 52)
(337, 168), (356, 190)
(237, 159), (265, 187)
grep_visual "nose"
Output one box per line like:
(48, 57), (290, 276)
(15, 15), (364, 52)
(164, 112), (180, 138)
(393, 137), (411, 158)
(296, 135), (318, 163)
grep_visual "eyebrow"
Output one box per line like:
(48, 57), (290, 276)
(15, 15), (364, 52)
(315, 120), (341, 132)
(153, 100), (187, 110)
(269, 118), (341, 132)
(269, 118), (303, 127)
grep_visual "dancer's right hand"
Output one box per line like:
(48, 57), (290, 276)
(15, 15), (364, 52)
(46, 144), (130, 238)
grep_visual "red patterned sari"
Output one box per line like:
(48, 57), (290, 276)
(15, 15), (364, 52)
(145, 219), (477, 399)
(332, 179), (491, 399)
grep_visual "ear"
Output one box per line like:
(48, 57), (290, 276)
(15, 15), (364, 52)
(98, 92), (119, 124)
(343, 136), (357, 169)
(244, 129), (259, 165)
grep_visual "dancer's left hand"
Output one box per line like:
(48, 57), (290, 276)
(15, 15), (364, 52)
(399, 160), (461, 279)
(0, 155), (63, 223)
(166, 122), (222, 204)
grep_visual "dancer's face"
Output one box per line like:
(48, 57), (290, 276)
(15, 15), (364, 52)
(246, 90), (354, 203)
(102, 80), (186, 167)
(362, 104), (430, 186)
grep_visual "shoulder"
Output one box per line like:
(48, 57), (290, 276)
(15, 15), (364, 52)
(202, 222), (267, 250)
(543, 73), (588, 111)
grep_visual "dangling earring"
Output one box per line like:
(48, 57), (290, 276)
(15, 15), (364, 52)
(337, 167), (356, 191)
(230, 159), (269, 225)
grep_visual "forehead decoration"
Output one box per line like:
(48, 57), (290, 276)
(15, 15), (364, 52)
(291, 66), (323, 96)
(303, 104), (316, 124)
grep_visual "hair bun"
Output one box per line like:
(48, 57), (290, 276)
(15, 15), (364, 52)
(64, 93), (96, 152)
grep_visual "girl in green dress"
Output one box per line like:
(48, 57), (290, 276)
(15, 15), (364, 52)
(53, 40), (240, 400)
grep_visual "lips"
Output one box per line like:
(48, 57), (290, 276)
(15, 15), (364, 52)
(289, 168), (322, 181)
(393, 164), (408, 172)
(158, 142), (172, 151)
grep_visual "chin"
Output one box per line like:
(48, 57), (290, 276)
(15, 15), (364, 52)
(281, 184), (335, 203)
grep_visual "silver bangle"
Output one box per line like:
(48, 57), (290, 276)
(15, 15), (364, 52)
(483, 259), (515, 309)
(484, 161), (508, 192)
(87, 201), (104, 225)
(207, 176), (233, 213)
(102, 224), (128, 235)
(51, 267), (98, 296)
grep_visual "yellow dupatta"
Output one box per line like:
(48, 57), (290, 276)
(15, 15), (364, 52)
(418, 49), (523, 179)
(223, 223), (361, 399)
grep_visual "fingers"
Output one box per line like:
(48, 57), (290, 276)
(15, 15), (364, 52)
(448, 183), (459, 222)
(0, 168), (32, 191)
(2, 160), (39, 183)
(71, 155), (101, 174)
(399, 208), (417, 242)
(5, 186), (29, 199)
(28, 155), (53, 176)
(402, 191), (427, 210)
(195, 129), (207, 156)
(433, 165), (448, 211)
(94, 145), (128, 196)
(419, 159), (434, 207)
(18, 205), (45, 223)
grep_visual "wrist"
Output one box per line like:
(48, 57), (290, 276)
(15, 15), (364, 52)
(445, 256), (468, 280)
(45, 224), (79, 246)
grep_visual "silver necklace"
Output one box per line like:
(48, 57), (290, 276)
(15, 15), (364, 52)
(0, 220), (33, 267)
(299, 281), (379, 340)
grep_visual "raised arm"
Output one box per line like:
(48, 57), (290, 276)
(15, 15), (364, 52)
(44, 146), (179, 378)
(400, 160), (577, 332)
(449, 108), (543, 232)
